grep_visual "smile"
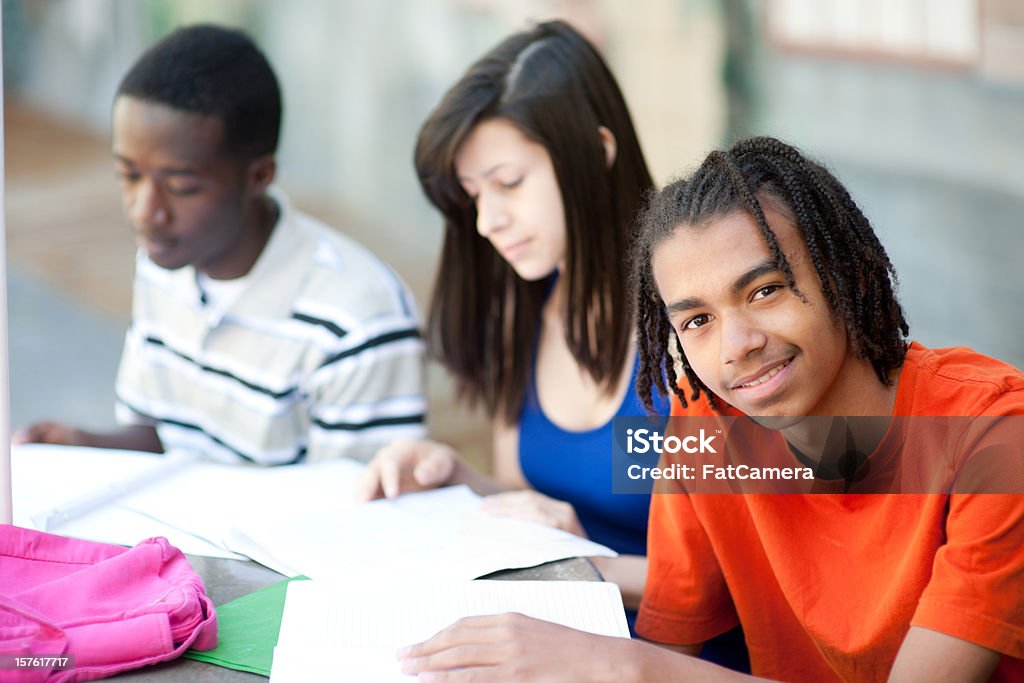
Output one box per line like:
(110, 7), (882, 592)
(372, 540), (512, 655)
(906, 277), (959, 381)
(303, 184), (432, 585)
(735, 358), (793, 390)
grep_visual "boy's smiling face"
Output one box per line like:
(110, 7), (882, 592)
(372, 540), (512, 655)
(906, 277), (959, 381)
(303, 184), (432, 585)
(652, 204), (872, 421)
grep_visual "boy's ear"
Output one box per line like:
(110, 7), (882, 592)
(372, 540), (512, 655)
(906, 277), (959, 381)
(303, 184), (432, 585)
(245, 154), (277, 195)
(598, 126), (617, 169)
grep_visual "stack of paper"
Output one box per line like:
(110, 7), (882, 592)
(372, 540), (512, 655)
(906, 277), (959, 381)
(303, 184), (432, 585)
(270, 580), (630, 682)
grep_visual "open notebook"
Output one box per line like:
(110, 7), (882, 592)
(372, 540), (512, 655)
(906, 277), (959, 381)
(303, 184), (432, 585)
(12, 443), (364, 560)
(270, 579), (630, 682)
(13, 444), (615, 579)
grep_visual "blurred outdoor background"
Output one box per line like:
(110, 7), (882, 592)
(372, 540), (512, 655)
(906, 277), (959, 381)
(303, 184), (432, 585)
(3, 0), (1023, 469)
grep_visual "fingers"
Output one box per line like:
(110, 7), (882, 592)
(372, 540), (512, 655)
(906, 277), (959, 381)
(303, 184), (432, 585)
(413, 447), (456, 488)
(11, 428), (33, 445)
(352, 439), (417, 501)
(398, 615), (523, 673)
(401, 615), (510, 659)
(355, 439), (459, 502)
(12, 421), (48, 444)
(482, 491), (557, 525)
(12, 421), (74, 446)
(412, 665), (503, 683)
(481, 492), (584, 536)
(354, 457), (386, 502)
(400, 644), (505, 676)
(480, 490), (531, 513)
(481, 492), (536, 525)
(398, 614), (558, 682)
(379, 449), (406, 499)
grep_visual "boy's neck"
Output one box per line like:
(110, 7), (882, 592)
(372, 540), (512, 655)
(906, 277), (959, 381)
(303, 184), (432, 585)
(780, 358), (901, 470)
(202, 195), (279, 281)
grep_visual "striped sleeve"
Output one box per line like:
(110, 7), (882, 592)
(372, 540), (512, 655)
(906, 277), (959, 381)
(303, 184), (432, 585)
(114, 324), (159, 429)
(304, 314), (426, 463)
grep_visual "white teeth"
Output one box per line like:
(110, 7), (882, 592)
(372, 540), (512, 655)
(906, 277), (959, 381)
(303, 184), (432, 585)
(740, 360), (790, 388)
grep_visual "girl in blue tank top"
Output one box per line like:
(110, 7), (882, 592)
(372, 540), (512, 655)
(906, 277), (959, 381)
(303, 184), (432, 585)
(359, 20), (746, 671)
(359, 20), (657, 602)
(518, 278), (664, 560)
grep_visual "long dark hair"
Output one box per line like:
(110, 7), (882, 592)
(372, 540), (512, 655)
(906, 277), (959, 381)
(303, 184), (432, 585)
(416, 21), (653, 423)
(633, 136), (909, 413)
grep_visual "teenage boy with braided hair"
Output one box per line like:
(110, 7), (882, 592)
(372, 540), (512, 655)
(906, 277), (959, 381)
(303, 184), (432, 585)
(396, 137), (1023, 681)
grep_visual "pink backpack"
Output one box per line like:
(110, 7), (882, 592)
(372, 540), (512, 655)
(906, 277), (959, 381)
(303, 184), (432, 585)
(0, 526), (217, 682)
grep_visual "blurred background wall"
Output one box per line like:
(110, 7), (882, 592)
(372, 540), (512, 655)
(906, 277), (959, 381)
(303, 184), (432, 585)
(3, 0), (1021, 466)
(744, 0), (1024, 372)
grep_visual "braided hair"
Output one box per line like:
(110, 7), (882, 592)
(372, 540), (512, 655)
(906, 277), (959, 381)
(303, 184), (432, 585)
(632, 136), (909, 413)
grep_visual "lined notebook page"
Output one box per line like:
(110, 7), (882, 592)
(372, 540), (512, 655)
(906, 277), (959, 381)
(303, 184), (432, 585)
(271, 580), (629, 682)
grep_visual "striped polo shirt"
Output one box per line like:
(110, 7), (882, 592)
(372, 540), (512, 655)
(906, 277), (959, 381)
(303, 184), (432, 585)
(114, 192), (426, 465)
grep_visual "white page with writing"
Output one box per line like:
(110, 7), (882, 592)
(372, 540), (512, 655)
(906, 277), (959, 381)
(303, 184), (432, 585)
(270, 579), (629, 682)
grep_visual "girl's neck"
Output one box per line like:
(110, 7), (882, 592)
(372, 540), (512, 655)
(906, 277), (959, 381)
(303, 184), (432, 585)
(543, 269), (568, 325)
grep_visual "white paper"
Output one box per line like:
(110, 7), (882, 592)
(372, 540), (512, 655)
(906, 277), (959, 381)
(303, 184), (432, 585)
(270, 579), (630, 682)
(12, 443), (363, 560)
(229, 486), (617, 582)
(14, 445), (614, 579)
(12, 444), (241, 558)
(117, 455), (363, 550)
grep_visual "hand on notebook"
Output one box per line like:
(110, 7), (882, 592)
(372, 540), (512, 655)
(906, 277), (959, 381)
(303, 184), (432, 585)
(397, 613), (628, 682)
(481, 490), (586, 537)
(12, 423), (162, 453)
(357, 438), (460, 500)
(12, 420), (92, 447)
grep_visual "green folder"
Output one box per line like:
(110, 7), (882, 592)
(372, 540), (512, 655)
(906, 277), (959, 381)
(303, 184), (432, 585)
(184, 576), (309, 676)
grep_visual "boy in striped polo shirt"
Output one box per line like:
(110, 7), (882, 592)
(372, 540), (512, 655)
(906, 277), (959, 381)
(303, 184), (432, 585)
(16, 25), (425, 464)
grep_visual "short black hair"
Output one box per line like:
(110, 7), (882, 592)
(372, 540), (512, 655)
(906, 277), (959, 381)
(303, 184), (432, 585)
(633, 136), (910, 413)
(116, 24), (281, 159)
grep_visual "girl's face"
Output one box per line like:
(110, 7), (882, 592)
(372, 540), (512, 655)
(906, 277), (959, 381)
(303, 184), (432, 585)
(454, 118), (567, 281)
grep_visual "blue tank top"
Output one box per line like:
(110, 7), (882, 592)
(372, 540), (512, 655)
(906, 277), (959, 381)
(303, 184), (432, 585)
(520, 339), (750, 667)
(518, 352), (667, 557)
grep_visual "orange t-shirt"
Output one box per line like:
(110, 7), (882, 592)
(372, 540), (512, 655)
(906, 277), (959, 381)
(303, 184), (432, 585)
(637, 343), (1024, 681)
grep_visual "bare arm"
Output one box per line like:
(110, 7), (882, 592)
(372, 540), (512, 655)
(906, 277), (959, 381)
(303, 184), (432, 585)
(85, 425), (163, 452)
(629, 638), (768, 682)
(591, 554), (648, 609)
(14, 421), (162, 453)
(490, 416), (527, 490)
(887, 627), (1001, 683)
(652, 641), (703, 657)
(398, 614), (769, 682)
